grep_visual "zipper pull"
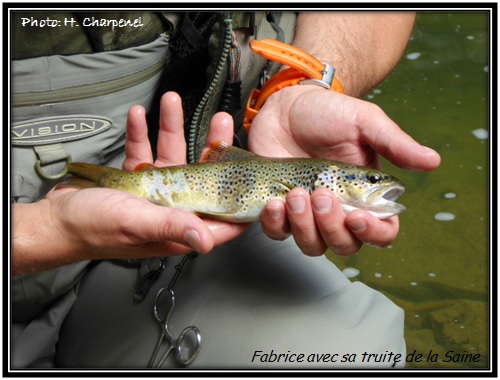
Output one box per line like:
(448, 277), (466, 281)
(134, 257), (166, 303)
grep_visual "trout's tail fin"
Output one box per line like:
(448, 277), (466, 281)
(56, 163), (119, 189)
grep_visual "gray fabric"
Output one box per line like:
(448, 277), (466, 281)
(11, 287), (79, 368)
(11, 33), (170, 203)
(12, 261), (89, 323)
(55, 224), (405, 369)
(11, 261), (90, 368)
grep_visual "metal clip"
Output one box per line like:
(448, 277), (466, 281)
(300, 64), (336, 90)
(134, 257), (166, 303)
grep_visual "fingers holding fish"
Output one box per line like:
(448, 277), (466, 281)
(204, 219), (250, 247)
(286, 188), (327, 257)
(346, 210), (400, 249)
(261, 187), (388, 257)
(260, 199), (291, 241)
(311, 189), (362, 257)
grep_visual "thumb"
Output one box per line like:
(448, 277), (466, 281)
(130, 203), (215, 254)
(355, 101), (441, 171)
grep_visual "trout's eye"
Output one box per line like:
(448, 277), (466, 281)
(367, 171), (382, 184)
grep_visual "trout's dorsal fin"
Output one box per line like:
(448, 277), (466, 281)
(200, 141), (256, 163)
(134, 162), (155, 171)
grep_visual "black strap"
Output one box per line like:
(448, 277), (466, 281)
(180, 15), (208, 49)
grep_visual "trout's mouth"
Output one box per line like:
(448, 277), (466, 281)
(381, 186), (405, 203)
(339, 185), (406, 219)
(360, 184), (406, 218)
(338, 184), (406, 219)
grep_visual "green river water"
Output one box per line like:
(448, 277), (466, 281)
(326, 11), (491, 369)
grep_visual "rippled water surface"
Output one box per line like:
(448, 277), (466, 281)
(327, 12), (490, 369)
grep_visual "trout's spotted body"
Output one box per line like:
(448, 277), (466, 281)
(65, 143), (406, 222)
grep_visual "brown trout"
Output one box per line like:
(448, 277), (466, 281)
(62, 142), (406, 222)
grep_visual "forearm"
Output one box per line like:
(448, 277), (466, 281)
(292, 11), (416, 97)
(11, 186), (239, 276)
(12, 201), (80, 275)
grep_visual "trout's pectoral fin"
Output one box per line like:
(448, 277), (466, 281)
(271, 180), (295, 194)
(55, 178), (98, 190)
(194, 210), (240, 223)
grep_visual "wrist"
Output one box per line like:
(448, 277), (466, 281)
(243, 39), (343, 133)
(293, 12), (416, 97)
(12, 198), (84, 275)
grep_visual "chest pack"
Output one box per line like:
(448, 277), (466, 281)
(10, 11), (296, 204)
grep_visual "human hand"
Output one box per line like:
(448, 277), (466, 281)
(249, 85), (441, 257)
(44, 92), (246, 264)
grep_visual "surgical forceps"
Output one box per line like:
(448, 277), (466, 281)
(148, 287), (202, 368)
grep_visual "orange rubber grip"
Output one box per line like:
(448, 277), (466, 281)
(243, 39), (344, 133)
(249, 39), (325, 80)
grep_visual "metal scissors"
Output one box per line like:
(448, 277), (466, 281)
(148, 287), (202, 368)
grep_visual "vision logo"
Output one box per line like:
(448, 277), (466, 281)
(11, 115), (112, 146)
